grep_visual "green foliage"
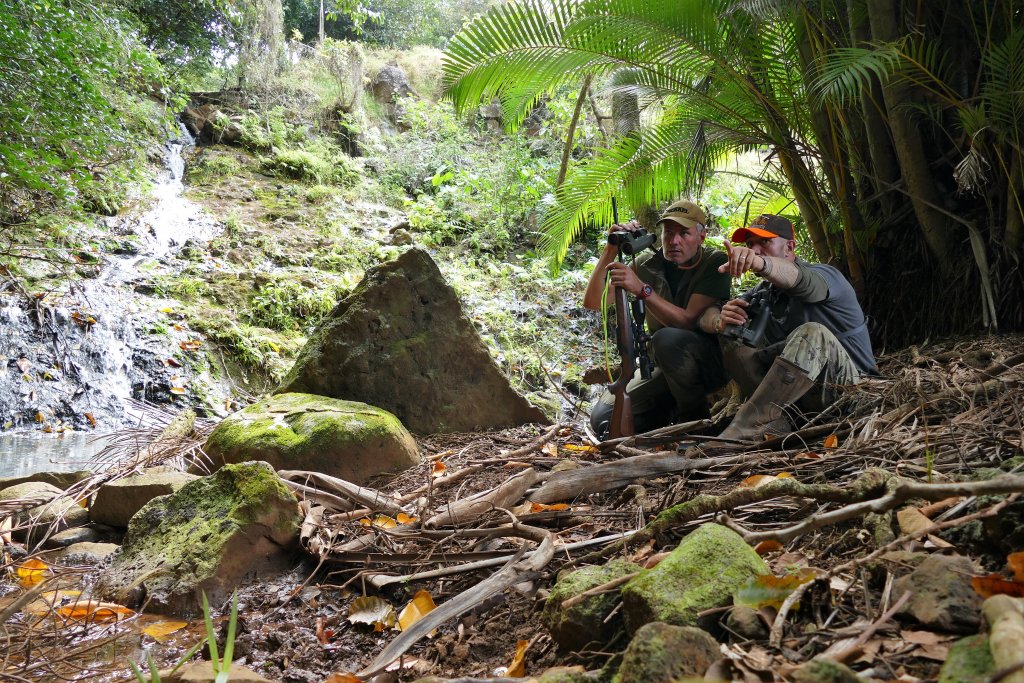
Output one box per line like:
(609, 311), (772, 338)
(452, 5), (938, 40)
(261, 144), (360, 186)
(0, 0), (172, 221)
(187, 154), (242, 185)
(244, 278), (346, 331)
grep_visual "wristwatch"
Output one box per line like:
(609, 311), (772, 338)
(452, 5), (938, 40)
(638, 284), (654, 300)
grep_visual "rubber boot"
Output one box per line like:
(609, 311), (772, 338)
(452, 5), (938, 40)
(717, 357), (815, 442)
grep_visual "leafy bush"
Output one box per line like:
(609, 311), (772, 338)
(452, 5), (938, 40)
(244, 278), (346, 331)
(187, 153), (242, 185)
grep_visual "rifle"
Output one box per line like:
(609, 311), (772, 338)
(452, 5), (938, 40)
(605, 199), (655, 439)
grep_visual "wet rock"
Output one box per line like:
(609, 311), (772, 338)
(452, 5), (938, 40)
(614, 621), (719, 683)
(91, 468), (199, 527)
(542, 559), (642, 651)
(389, 228), (413, 246)
(278, 248), (547, 434)
(96, 462), (301, 617)
(203, 393), (419, 484)
(791, 658), (865, 683)
(938, 634), (994, 683)
(0, 481), (89, 546)
(52, 541), (120, 565)
(621, 523), (768, 633)
(156, 661), (276, 682)
(894, 554), (982, 632)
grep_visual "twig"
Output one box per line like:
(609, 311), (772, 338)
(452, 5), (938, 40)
(560, 572), (639, 610)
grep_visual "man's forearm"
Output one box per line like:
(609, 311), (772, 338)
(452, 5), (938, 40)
(755, 255), (799, 289)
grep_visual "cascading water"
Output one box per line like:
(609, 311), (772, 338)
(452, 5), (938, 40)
(0, 124), (223, 475)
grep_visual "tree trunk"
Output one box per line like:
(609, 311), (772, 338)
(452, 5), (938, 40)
(866, 0), (956, 275)
(1005, 149), (1023, 254)
(556, 75), (593, 188)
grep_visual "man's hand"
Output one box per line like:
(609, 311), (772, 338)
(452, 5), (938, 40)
(718, 298), (750, 331)
(719, 241), (766, 278)
(606, 261), (644, 296)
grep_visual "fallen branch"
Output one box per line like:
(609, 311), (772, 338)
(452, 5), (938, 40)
(425, 468), (541, 528)
(985, 595), (1024, 683)
(278, 470), (405, 515)
(357, 522), (555, 678)
(560, 572), (639, 610)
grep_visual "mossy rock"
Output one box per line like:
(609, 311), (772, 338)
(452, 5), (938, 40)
(621, 524), (768, 633)
(96, 461), (300, 617)
(791, 659), (866, 683)
(938, 635), (995, 683)
(203, 392), (420, 484)
(542, 560), (642, 651)
(612, 622), (718, 683)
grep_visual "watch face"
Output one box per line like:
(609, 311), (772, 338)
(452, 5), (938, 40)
(642, 285), (653, 298)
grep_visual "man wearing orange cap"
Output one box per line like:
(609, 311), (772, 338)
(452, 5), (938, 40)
(584, 199), (731, 439)
(698, 214), (876, 442)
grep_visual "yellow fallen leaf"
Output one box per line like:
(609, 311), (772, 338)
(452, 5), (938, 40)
(507, 639), (529, 677)
(142, 619), (189, 641)
(397, 590), (437, 632)
(35, 411), (45, 423)
(323, 675), (364, 683)
(396, 513), (418, 525)
(159, 307), (174, 314)
(16, 558), (49, 587)
(563, 444), (599, 454)
(169, 386), (186, 395)
(739, 473), (794, 488)
(734, 570), (818, 610)
(359, 515), (397, 529)
(541, 443), (558, 457)
(824, 434), (839, 449)
(431, 461), (447, 478)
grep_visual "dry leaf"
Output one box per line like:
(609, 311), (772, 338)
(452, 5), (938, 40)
(142, 619), (188, 640)
(824, 434), (839, 448)
(169, 386), (186, 395)
(397, 590), (437, 632)
(179, 340), (202, 351)
(359, 515), (397, 529)
(16, 558), (49, 587)
(896, 507), (933, 536)
(507, 639), (529, 678)
(529, 502), (570, 513)
(323, 674), (364, 683)
(16, 357), (30, 373)
(165, 358), (182, 368)
(795, 451), (822, 460)
(55, 600), (134, 623)
(541, 443), (558, 457)
(899, 630), (949, 646)
(734, 571), (817, 610)
(1008, 552), (1024, 581)
(431, 461), (447, 478)
(35, 411), (45, 423)
(503, 461), (533, 468)
(754, 540), (784, 555)
(739, 473), (793, 489)
(396, 512), (418, 525)
(563, 444), (598, 454)
(84, 412), (97, 427)
(972, 573), (1024, 598)
(347, 596), (396, 631)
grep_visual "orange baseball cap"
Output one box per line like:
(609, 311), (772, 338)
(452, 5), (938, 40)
(730, 214), (795, 242)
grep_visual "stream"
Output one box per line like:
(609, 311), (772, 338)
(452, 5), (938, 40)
(0, 124), (223, 475)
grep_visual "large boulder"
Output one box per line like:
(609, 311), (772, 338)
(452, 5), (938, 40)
(621, 523), (768, 633)
(370, 64), (414, 104)
(277, 248), (547, 434)
(203, 393), (420, 483)
(95, 462), (301, 617)
(90, 468), (199, 527)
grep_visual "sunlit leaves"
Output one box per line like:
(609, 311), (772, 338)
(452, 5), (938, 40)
(15, 558), (50, 587)
(347, 596), (397, 631)
(397, 590), (437, 632)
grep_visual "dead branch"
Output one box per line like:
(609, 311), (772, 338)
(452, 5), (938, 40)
(357, 522), (555, 678)
(560, 572), (639, 610)
(425, 468), (541, 528)
(278, 470), (405, 515)
(769, 493), (1020, 648)
(503, 424), (560, 459)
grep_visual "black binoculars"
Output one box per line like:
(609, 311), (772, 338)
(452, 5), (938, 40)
(608, 228), (656, 256)
(722, 289), (770, 347)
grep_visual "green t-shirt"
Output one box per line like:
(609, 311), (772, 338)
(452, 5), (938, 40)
(635, 246), (730, 332)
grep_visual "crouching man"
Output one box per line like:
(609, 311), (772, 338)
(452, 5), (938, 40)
(699, 214), (877, 441)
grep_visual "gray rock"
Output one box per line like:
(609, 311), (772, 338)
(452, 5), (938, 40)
(726, 605), (769, 640)
(91, 468), (199, 527)
(614, 621), (718, 683)
(542, 560), (642, 651)
(621, 523), (768, 633)
(52, 541), (120, 565)
(42, 526), (105, 548)
(0, 470), (91, 492)
(95, 462), (301, 617)
(0, 481), (89, 546)
(277, 248), (548, 434)
(894, 554), (982, 632)
(203, 393), (420, 484)
(370, 64), (414, 104)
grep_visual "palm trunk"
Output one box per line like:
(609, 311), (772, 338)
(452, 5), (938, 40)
(556, 75), (593, 187)
(1005, 149), (1023, 254)
(866, 0), (956, 275)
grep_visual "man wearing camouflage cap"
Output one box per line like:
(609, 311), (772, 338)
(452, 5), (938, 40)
(698, 214), (877, 442)
(583, 199), (731, 439)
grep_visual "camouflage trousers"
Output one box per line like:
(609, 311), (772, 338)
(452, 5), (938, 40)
(724, 322), (863, 411)
(590, 327), (727, 437)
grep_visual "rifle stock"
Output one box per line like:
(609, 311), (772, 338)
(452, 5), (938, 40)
(608, 282), (636, 439)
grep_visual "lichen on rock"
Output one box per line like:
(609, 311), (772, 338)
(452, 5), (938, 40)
(96, 461), (301, 617)
(203, 392), (420, 484)
(542, 559), (642, 651)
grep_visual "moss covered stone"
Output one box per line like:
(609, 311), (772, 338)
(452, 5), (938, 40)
(542, 560), (643, 651)
(621, 524), (768, 633)
(203, 392), (420, 484)
(96, 461), (301, 617)
(612, 622), (718, 683)
(791, 659), (866, 683)
(938, 635), (995, 683)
